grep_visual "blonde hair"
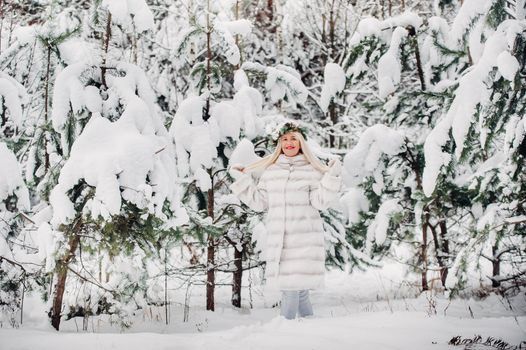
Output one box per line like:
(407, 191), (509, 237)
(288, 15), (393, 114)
(242, 131), (329, 173)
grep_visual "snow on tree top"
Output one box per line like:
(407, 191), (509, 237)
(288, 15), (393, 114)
(58, 39), (98, 66)
(221, 19), (252, 36)
(497, 51), (520, 81)
(343, 124), (406, 188)
(382, 11), (423, 30)
(12, 25), (38, 45)
(214, 20), (242, 65)
(101, 0), (154, 33)
(229, 138), (261, 169)
(52, 61), (167, 142)
(377, 27), (408, 99)
(320, 63), (346, 113)
(366, 199), (402, 249)
(448, 0), (494, 49)
(0, 72), (27, 128)
(350, 11), (422, 46)
(50, 114), (183, 227)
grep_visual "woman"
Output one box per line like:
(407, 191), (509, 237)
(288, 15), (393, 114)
(228, 121), (342, 320)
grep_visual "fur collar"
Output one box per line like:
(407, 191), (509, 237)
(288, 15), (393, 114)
(275, 153), (309, 166)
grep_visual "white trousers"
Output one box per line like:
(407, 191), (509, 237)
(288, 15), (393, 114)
(280, 290), (313, 319)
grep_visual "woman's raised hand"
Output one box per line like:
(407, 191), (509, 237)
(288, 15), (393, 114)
(231, 165), (245, 172)
(229, 164), (245, 180)
(327, 158), (342, 176)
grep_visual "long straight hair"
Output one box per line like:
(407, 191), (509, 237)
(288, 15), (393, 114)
(243, 131), (329, 173)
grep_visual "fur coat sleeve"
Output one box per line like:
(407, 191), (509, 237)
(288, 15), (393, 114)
(230, 173), (268, 212)
(309, 172), (342, 211)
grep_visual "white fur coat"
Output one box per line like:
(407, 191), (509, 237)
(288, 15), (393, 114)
(230, 153), (342, 291)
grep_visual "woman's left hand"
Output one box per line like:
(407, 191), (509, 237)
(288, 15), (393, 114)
(229, 164), (246, 180)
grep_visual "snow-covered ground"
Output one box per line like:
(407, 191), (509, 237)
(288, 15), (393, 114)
(1, 262), (525, 350)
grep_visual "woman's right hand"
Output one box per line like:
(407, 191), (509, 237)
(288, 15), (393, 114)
(229, 164), (245, 180)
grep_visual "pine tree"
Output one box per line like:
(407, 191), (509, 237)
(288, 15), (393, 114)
(170, 0), (259, 311)
(39, 0), (187, 330)
(339, 0), (526, 294)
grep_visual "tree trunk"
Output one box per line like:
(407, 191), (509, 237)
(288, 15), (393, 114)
(267, 0), (275, 33)
(232, 245), (243, 308)
(0, 0), (4, 56)
(131, 23), (138, 65)
(438, 221), (449, 287)
(328, 1), (338, 148)
(204, 0), (215, 312)
(321, 11), (327, 65)
(1, 97), (5, 129)
(343, 3), (349, 62)
(206, 236), (215, 311)
(329, 102), (338, 148)
(234, 0), (240, 66)
(20, 283), (24, 325)
(407, 26), (426, 91)
(492, 243), (501, 288)
(329, 3), (335, 61)
(254, 0), (275, 33)
(101, 12), (112, 89)
(404, 145), (428, 291)
(51, 220), (82, 331)
(467, 47), (473, 65)
(430, 221), (449, 289)
(421, 210), (429, 291)
(204, 0), (211, 118)
(44, 46), (51, 171)
(206, 170), (215, 311)
(164, 247), (169, 324)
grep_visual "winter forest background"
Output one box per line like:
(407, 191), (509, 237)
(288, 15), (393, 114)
(0, 0), (525, 346)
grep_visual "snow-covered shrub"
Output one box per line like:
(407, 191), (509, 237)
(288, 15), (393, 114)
(0, 142), (30, 326)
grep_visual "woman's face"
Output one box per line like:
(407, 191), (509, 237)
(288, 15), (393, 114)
(281, 132), (301, 157)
